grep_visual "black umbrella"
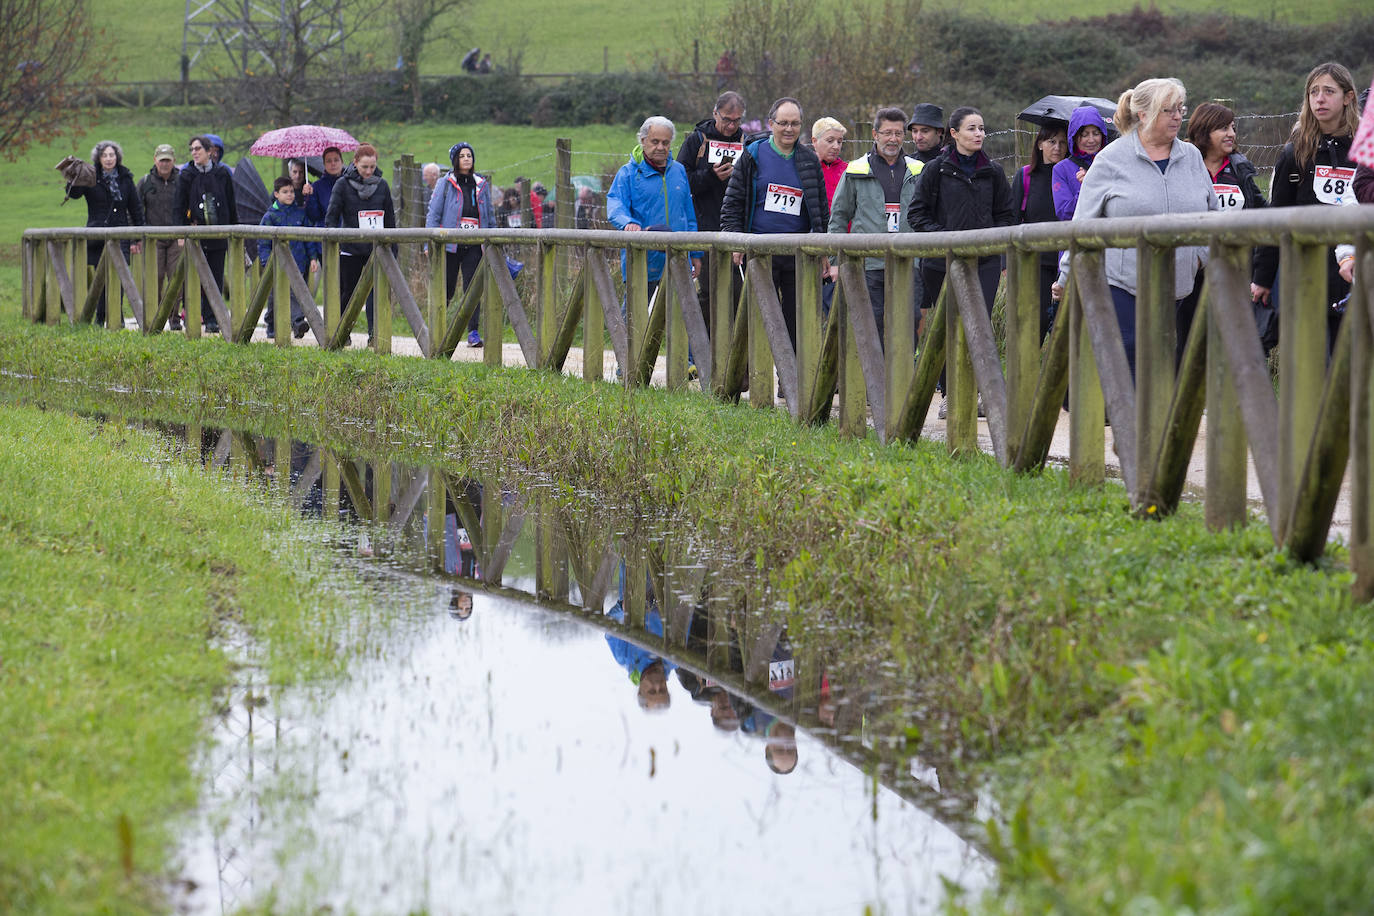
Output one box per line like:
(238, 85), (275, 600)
(231, 156), (271, 227)
(1018, 95), (1120, 138)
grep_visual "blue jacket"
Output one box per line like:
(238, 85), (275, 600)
(605, 145), (699, 283)
(305, 172), (340, 224)
(426, 172), (496, 252)
(1051, 105), (1110, 221)
(605, 601), (676, 681)
(257, 201), (320, 272)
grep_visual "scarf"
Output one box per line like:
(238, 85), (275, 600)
(102, 168), (123, 203)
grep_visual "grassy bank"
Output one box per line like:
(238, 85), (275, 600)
(0, 402), (372, 913)
(2, 318), (1371, 910)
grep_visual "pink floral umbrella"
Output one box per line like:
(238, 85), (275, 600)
(249, 125), (361, 158)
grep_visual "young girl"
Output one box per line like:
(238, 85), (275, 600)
(1252, 62), (1362, 329)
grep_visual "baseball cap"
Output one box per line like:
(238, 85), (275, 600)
(154, 144), (175, 162)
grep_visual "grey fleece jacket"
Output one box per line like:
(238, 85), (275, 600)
(1072, 130), (1219, 299)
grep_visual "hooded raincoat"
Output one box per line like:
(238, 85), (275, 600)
(605, 143), (699, 283)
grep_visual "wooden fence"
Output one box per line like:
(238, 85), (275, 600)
(21, 206), (1374, 596)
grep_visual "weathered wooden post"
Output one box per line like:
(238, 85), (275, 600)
(1067, 252), (1105, 485)
(1005, 248), (1041, 465)
(1277, 239), (1327, 537)
(555, 138), (573, 283)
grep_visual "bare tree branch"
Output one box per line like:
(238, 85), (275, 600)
(0, 0), (109, 158)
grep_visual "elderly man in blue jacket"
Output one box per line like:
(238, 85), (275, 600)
(606, 116), (702, 302)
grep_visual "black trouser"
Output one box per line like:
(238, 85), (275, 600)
(339, 253), (374, 337)
(200, 246), (226, 327)
(922, 256), (1000, 392)
(445, 246), (484, 333)
(771, 256), (798, 352)
(696, 254), (743, 337)
(85, 239), (132, 326)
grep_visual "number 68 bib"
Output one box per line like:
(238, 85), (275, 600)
(1313, 165), (1357, 206)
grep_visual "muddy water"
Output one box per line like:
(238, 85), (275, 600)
(82, 417), (994, 913)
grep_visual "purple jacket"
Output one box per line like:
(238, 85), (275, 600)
(1051, 105), (1109, 221)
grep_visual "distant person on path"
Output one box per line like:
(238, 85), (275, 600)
(811, 116), (848, 206)
(422, 161), (441, 204)
(477, 53), (492, 74)
(907, 103), (945, 164)
(1071, 78), (1217, 381)
(1182, 101), (1266, 360)
(325, 143), (397, 346)
(1252, 61), (1362, 350)
(677, 91), (747, 334)
(257, 176), (319, 339)
(720, 97), (830, 353)
(828, 107), (923, 346)
(68, 140), (144, 326)
(426, 142), (495, 348)
(1051, 104), (1109, 221)
(461, 47), (480, 72)
(174, 134), (236, 333)
(288, 159), (311, 210)
(715, 50), (737, 91)
(138, 143), (182, 329)
(1013, 123), (1068, 342)
(496, 186), (524, 228)
(304, 146), (345, 224)
(606, 116), (701, 303)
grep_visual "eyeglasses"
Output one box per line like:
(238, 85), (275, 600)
(875, 129), (905, 139)
(189, 144), (204, 151)
(771, 121), (801, 129)
(1163, 105), (1187, 117)
(716, 113), (743, 126)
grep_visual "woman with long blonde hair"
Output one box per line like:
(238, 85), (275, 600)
(1251, 62), (1361, 339)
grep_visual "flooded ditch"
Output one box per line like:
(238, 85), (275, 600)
(6, 387), (995, 913)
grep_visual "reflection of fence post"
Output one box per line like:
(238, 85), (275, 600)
(427, 467), (446, 572)
(535, 494), (569, 601)
(322, 450), (341, 522)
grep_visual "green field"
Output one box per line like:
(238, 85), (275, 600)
(94, 0), (1368, 84)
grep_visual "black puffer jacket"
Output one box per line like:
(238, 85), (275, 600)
(676, 116), (746, 232)
(69, 165), (144, 230)
(1253, 134), (1355, 292)
(719, 137), (828, 235)
(906, 147), (1015, 267)
(324, 165), (398, 258)
(175, 162), (238, 251)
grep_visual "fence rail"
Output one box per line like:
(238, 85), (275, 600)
(21, 207), (1374, 596)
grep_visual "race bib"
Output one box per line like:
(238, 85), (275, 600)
(885, 202), (901, 232)
(708, 140), (743, 165)
(768, 658), (795, 690)
(764, 183), (803, 216)
(507, 213), (522, 228)
(358, 209), (384, 230)
(1313, 166), (1357, 205)
(1213, 183), (1243, 210)
(459, 216), (479, 229)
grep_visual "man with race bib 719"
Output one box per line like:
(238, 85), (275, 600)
(720, 97), (830, 353)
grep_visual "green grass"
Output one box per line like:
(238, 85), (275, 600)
(93, 0), (1367, 84)
(2, 317), (1372, 911)
(0, 403), (374, 913)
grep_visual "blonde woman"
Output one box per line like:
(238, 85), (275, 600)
(811, 116), (849, 207)
(1071, 77), (1218, 379)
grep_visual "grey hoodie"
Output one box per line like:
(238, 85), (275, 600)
(1073, 130), (1219, 299)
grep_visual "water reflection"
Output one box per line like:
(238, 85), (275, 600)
(122, 420), (994, 913)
